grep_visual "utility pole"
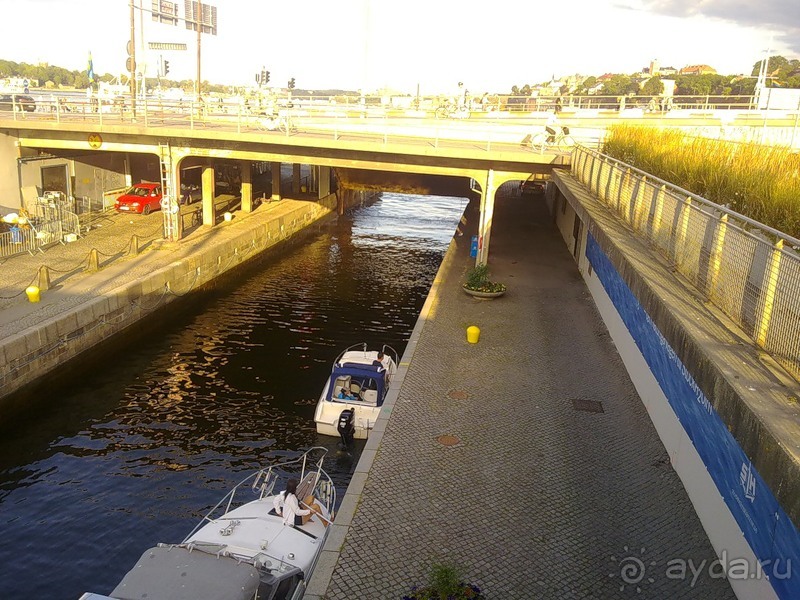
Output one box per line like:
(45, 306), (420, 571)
(196, 0), (202, 97)
(129, 0), (137, 112)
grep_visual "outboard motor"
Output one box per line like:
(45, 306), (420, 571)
(337, 408), (355, 448)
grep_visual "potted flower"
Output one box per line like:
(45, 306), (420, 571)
(403, 561), (486, 600)
(462, 263), (506, 298)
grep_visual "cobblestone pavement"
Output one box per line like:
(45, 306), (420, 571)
(321, 195), (735, 599)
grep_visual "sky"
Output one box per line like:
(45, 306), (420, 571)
(0, 0), (797, 94)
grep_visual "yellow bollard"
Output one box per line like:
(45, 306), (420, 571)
(467, 325), (480, 344)
(25, 285), (40, 303)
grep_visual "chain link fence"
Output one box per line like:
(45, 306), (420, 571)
(572, 146), (800, 382)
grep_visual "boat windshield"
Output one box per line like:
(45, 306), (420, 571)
(327, 363), (386, 404)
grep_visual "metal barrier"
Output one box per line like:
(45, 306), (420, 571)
(572, 145), (800, 381)
(0, 208), (76, 258)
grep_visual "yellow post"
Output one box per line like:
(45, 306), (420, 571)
(25, 285), (40, 303)
(87, 248), (100, 272)
(652, 185), (666, 241)
(675, 197), (692, 264)
(37, 265), (51, 291)
(708, 214), (728, 298)
(756, 239), (784, 347)
(467, 326), (480, 344)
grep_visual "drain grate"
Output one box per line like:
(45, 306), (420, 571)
(448, 390), (469, 400)
(571, 398), (604, 413)
(436, 434), (461, 446)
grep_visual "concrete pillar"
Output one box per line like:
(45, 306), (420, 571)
(240, 160), (253, 213)
(271, 162), (281, 201)
(292, 163), (301, 194)
(202, 162), (216, 226)
(476, 169), (496, 266)
(318, 166), (331, 199)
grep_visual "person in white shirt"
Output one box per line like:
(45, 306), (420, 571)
(272, 478), (318, 527)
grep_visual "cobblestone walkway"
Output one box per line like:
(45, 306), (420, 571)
(319, 194), (735, 599)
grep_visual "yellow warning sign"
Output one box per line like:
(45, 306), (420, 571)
(88, 134), (102, 149)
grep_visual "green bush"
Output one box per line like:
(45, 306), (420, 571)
(464, 263), (506, 293)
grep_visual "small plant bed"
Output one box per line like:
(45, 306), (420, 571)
(463, 263), (506, 297)
(403, 562), (486, 600)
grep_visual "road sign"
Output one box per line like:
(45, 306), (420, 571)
(126, 57), (136, 73)
(149, 42), (188, 51)
(88, 134), (103, 149)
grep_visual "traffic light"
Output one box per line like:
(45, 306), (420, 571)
(163, 60), (170, 76)
(264, 71), (270, 84)
(260, 68), (266, 84)
(288, 77), (295, 90)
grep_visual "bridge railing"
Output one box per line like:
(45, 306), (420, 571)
(571, 145), (800, 382)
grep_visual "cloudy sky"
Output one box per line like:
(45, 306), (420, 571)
(0, 0), (796, 94)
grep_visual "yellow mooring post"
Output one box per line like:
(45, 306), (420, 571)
(467, 326), (480, 344)
(25, 285), (40, 303)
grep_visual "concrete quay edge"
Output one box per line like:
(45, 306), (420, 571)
(303, 232), (459, 600)
(0, 197), (338, 406)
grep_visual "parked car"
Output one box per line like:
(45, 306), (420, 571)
(114, 183), (163, 215)
(520, 179), (546, 197)
(0, 94), (36, 112)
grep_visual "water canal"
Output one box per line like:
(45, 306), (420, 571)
(0, 192), (468, 599)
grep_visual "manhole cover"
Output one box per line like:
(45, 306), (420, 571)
(436, 434), (461, 446)
(571, 398), (604, 413)
(448, 390), (469, 400)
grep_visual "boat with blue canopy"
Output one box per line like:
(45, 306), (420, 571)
(313, 342), (398, 444)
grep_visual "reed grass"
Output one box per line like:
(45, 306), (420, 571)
(602, 125), (800, 239)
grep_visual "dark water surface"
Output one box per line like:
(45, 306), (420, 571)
(0, 192), (467, 599)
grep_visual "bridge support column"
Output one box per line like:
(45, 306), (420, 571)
(292, 163), (301, 194)
(240, 160), (253, 213)
(318, 166), (331, 199)
(476, 169), (496, 266)
(271, 162), (281, 201)
(202, 162), (216, 227)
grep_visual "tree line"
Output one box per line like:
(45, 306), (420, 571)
(512, 56), (800, 97)
(0, 59), (230, 94)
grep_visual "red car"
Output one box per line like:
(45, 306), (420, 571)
(115, 183), (163, 215)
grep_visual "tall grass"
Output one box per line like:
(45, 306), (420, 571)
(602, 125), (800, 239)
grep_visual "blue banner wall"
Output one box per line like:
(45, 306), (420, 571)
(586, 233), (798, 597)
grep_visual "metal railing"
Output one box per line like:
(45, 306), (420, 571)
(0, 206), (80, 259)
(572, 145), (800, 381)
(3, 93), (795, 151)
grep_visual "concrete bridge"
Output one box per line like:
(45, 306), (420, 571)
(1, 101), (799, 599)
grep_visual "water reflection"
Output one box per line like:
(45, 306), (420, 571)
(0, 192), (467, 599)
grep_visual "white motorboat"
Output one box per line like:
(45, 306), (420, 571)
(313, 343), (398, 444)
(80, 447), (336, 600)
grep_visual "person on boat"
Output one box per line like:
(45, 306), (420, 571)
(372, 352), (390, 370)
(337, 388), (357, 400)
(273, 478), (322, 527)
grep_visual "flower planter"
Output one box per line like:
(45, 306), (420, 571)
(462, 286), (505, 299)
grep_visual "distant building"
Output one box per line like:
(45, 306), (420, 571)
(679, 64), (717, 75)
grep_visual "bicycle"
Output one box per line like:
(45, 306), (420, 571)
(434, 103), (470, 120)
(255, 110), (298, 134)
(527, 125), (575, 152)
